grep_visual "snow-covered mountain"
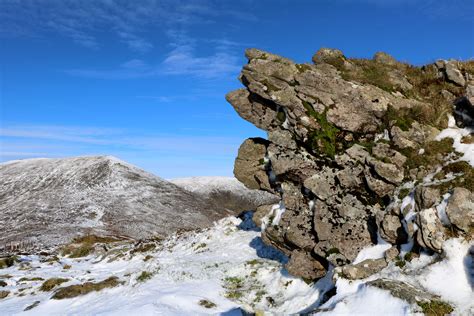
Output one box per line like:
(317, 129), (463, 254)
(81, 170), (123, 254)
(171, 176), (279, 213)
(0, 156), (266, 254)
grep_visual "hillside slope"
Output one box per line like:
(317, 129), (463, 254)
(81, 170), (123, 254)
(0, 156), (237, 253)
(171, 176), (279, 213)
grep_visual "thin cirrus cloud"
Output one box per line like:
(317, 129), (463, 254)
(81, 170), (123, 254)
(0, 124), (242, 157)
(65, 36), (244, 80)
(0, 0), (256, 52)
(0, 126), (240, 177)
(1, 0), (164, 52)
(1, 1), (252, 79)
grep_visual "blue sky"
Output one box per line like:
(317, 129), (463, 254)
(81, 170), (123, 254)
(1, 0), (473, 178)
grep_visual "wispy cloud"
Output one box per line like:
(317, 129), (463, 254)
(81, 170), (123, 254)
(65, 31), (245, 80)
(334, 0), (474, 20)
(0, 124), (242, 177)
(0, 1), (253, 79)
(66, 59), (156, 79)
(161, 33), (242, 79)
(0, 0), (256, 52)
(0, 124), (241, 155)
(117, 31), (154, 53)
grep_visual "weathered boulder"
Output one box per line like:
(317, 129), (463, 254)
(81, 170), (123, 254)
(312, 48), (344, 64)
(233, 138), (273, 192)
(414, 186), (441, 212)
(226, 89), (279, 131)
(285, 250), (326, 280)
(436, 60), (466, 86)
(372, 143), (407, 168)
(340, 258), (388, 280)
(367, 279), (453, 311)
(384, 246), (400, 261)
(416, 208), (446, 252)
(268, 143), (317, 182)
(313, 197), (376, 265)
(303, 167), (337, 200)
(380, 213), (408, 245)
(445, 62), (466, 86)
(367, 158), (404, 185)
(364, 168), (396, 197)
(445, 187), (474, 234)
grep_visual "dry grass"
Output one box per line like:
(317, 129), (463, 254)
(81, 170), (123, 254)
(198, 299), (217, 308)
(325, 54), (463, 130)
(0, 257), (16, 269)
(61, 235), (123, 258)
(40, 278), (69, 291)
(52, 276), (121, 300)
(417, 300), (453, 316)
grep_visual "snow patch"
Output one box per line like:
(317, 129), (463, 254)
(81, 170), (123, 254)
(319, 283), (410, 315)
(418, 238), (474, 311)
(435, 193), (452, 226)
(436, 115), (474, 167)
(353, 234), (391, 264)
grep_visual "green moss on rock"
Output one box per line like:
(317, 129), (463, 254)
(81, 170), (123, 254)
(417, 300), (453, 316)
(303, 101), (340, 158)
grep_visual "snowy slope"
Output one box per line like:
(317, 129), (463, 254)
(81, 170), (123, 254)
(0, 213), (471, 315)
(0, 156), (233, 253)
(171, 176), (279, 213)
(318, 238), (474, 315)
(0, 214), (327, 315)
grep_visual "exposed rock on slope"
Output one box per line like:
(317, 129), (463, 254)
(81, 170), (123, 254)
(0, 156), (256, 254)
(171, 176), (279, 213)
(227, 48), (474, 280)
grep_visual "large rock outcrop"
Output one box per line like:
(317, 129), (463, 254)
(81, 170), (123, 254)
(228, 48), (474, 279)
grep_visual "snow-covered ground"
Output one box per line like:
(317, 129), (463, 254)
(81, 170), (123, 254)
(1, 212), (472, 315)
(320, 238), (474, 315)
(0, 213), (327, 315)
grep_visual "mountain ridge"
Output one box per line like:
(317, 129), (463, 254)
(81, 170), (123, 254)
(0, 155), (273, 254)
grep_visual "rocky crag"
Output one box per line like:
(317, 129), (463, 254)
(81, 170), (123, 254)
(227, 48), (474, 282)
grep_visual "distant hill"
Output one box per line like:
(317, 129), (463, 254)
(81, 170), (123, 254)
(0, 156), (273, 254)
(171, 176), (278, 214)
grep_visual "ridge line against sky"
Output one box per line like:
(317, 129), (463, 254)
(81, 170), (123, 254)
(1, 0), (473, 178)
